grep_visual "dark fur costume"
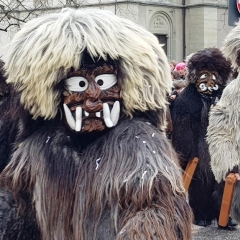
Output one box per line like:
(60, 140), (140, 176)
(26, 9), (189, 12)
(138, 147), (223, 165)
(0, 60), (14, 171)
(1, 112), (192, 240)
(0, 9), (193, 240)
(171, 48), (231, 225)
(0, 60), (40, 239)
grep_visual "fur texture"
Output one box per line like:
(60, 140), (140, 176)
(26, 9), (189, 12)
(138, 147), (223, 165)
(0, 60), (40, 239)
(207, 76), (240, 224)
(5, 8), (171, 132)
(0, 8), (193, 240)
(207, 21), (240, 225)
(1, 117), (193, 240)
(207, 21), (240, 182)
(171, 48), (231, 224)
(207, 77), (240, 182)
(0, 60), (9, 112)
(207, 20), (240, 225)
(0, 60), (18, 172)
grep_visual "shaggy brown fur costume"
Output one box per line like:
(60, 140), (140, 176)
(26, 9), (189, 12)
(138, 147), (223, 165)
(171, 48), (231, 227)
(0, 9), (193, 240)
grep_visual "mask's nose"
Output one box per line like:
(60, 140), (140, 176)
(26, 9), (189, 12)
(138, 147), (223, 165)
(207, 79), (215, 88)
(85, 81), (101, 99)
(83, 99), (103, 112)
(83, 81), (103, 112)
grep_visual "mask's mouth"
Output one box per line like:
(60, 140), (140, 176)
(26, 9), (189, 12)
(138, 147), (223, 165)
(198, 83), (219, 95)
(63, 101), (120, 132)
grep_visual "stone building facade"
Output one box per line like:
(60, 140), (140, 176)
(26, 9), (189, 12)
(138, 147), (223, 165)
(129, 0), (233, 62)
(0, 0), (234, 62)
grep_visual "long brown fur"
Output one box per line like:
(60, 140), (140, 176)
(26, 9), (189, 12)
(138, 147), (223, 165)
(1, 118), (193, 240)
(171, 48), (231, 226)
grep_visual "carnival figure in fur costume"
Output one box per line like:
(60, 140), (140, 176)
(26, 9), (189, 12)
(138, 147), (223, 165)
(0, 8), (193, 240)
(207, 21), (240, 224)
(171, 48), (231, 227)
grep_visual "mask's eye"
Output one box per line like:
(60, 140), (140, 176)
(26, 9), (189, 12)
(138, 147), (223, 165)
(95, 74), (117, 90)
(212, 74), (216, 80)
(199, 83), (207, 91)
(200, 74), (207, 79)
(65, 77), (88, 92)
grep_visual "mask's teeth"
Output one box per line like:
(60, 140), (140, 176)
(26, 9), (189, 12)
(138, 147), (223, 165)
(84, 111), (89, 117)
(213, 84), (218, 90)
(96, 112), (101, 118)
(63, 104), (76, 130)
(75, 106), (82, 132)
(110, 101), (120, 126)
(103, 103), (113, 128)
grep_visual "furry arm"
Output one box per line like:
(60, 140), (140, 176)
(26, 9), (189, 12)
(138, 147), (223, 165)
(172, 113), (199, 165)
(171, 86), (202, 167)
(207, 79), (240, 182)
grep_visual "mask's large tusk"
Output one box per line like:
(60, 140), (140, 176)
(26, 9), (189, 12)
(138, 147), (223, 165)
(63, 104), (76, 130)
(207, 86), (213, 92)
(75, 107), (82, 132)
(111, 101), (120, 126)
(103, 103), (113, 128)
(212, 85), (218, 90)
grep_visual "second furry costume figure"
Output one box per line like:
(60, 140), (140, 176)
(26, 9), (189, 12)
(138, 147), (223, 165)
(0, 9), (193, 240)
(207, 21), (240, 225)
(171, 48), (231, 226)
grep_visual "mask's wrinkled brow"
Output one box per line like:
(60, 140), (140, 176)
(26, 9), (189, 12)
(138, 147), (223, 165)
(67, 64), (116, 78)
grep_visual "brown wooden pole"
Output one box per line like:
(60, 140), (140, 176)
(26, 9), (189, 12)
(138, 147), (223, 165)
(218, 173), (237, 227)
(183, 157), (199, 191)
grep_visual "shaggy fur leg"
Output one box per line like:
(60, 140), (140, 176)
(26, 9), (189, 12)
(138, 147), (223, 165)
(188, 170), (216, 225)
(1, 119), (193, 240)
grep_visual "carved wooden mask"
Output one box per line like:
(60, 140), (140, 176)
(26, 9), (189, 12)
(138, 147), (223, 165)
(63, 61), (121, 132)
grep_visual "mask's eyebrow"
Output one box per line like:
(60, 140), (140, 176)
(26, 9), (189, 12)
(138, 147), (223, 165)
(67, 69), (88, 78)
(92, 64), (116, 76)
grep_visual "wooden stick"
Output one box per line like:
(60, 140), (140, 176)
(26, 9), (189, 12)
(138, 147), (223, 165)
(183, 157), (199, 191)
(218, 173), (237, 227)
